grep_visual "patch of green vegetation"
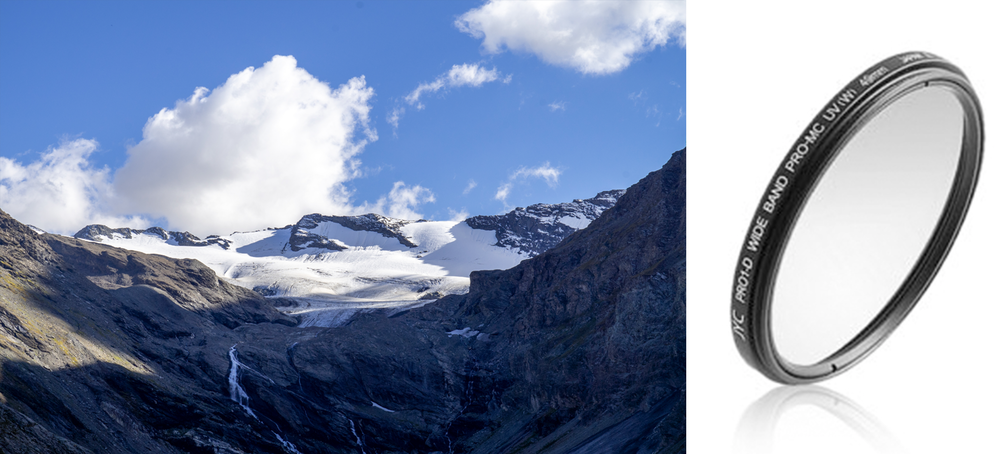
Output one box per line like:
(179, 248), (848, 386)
(0, 272), (27, 293)
(52, 336), (80, 367)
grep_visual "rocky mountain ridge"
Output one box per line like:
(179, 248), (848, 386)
(466, 189), (625, 256)
(74, 224), (234, 250)
(73, 189), (624, 260)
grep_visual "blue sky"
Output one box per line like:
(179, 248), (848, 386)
(0, 0), (685, 236)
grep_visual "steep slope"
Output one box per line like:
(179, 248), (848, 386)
(0, 208), (299, 453)
(0, 148), (684, 453)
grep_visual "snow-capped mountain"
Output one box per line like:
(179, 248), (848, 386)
(73, 190), (623, 326)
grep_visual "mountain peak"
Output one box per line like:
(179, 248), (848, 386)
(465, 188), (626, 256)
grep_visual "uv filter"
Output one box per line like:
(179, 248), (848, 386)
(731, 52), (984, 384)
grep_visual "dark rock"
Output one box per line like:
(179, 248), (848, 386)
(170, 231), (233, 250)
(0, 403), (93, 454)
(73, 224), (141, 241)
(419, 291), (446, 300)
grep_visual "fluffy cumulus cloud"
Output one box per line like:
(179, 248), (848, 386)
(2, 56), (450, 235)
(114, 55), (377, 235)
(456, 0), (685, 75)
(1, 139), (148, 234)
(404, 63), (509, 109)
(494, 162), (561, 205)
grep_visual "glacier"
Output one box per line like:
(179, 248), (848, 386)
(73, 192), (623, 327)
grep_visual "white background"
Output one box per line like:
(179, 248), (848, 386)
(688, 1), (998, 453)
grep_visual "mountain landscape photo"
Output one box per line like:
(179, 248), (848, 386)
(1, 149), (685, 453)
(1, 1), (685, 452)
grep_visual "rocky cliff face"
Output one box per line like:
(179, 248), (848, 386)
(0, 149), (684, 453)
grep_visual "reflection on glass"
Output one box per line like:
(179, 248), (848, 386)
(734, 386), (906, 454)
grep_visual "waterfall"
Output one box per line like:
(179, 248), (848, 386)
(273, 431), (304, 454)
(349, 419), (367, 454)
(229, 344), (303, 454)
(228, 344), (257, 420)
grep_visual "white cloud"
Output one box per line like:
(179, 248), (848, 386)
(358, 181), (435, 220)
(113, 55), (377, 236)
(463, 179), (477, 195)
(511, 162), (561, 187)
(405, 63), (507, 109)
(548, 101), (566, 112)
(494, 183), (512, 203)
(494, 162), (561, 205)
(1, 139), (148, 234)
(386, 107), (404, 134)
(456, 0), (685, 75)
(448, 208), (470, 222)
